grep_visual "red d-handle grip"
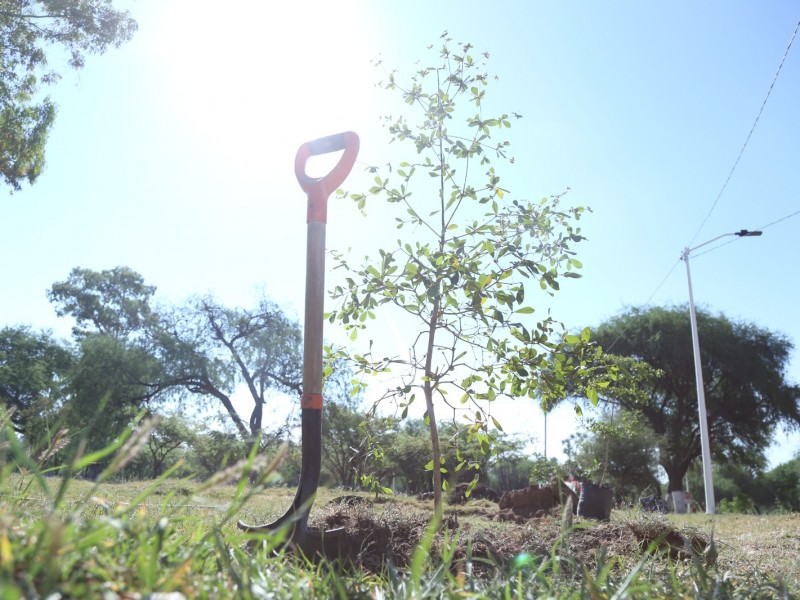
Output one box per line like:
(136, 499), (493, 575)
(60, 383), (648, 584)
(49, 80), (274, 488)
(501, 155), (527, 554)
(295, 131), (360, 223)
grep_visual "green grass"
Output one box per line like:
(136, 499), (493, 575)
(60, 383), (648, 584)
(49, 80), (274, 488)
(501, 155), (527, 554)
(1, 444), (798, 598)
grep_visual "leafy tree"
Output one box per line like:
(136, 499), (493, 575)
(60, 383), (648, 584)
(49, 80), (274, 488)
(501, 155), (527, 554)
(382, 419), (434, 494)
(0, 0), (137, 191)
(49, 266), (304, 447)
(144, 413), (196, 479)
(562, 409), (662, 502)
(154, 295), (302, 442)
(365, 419), (506, 494)
(486, 436), (536, 491)
(590, 305), (800, 496)
(319, 364), (371, 488)
(62, 333), (161, 461)
(48, 266), (158, 340)
(47, 267), (166, 460)
(527, 453), (561, 486)
(685, 454), (800, 513)
(0, 325), (72, 445)
(764, 456), (800, 511)
(330, 35), (597, 514)
(189, 428), (247, 481)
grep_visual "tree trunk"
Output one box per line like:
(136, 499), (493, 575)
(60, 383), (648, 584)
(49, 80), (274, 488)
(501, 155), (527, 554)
(424, 302), (443, 517)
(663, 462), (688, 493)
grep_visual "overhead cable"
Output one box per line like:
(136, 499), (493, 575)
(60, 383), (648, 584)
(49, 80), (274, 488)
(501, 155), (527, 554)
(688, 18), (800, 246)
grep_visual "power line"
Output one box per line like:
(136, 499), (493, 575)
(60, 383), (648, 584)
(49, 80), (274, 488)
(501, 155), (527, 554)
(691, 207), (800, 260)
(606, 204), (800, 352)
(603, 258), (681, 353)
(754, 207), (800, 231)
(688, 18), (800, 246)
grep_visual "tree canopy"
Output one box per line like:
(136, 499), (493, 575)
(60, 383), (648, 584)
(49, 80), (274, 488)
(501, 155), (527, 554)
(591, 305), (800, 495)
(1, 0), (137, 191)
(0, 325), (71, 441)
(153, 295), (303, 441)
(330, 34), (598, 514)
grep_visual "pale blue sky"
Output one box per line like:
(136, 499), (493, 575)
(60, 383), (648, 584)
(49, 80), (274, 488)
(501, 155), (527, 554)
(2, 1), (798, 467)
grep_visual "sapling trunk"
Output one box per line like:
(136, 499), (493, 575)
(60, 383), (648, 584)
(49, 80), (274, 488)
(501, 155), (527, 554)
(424, 299), (443, 516)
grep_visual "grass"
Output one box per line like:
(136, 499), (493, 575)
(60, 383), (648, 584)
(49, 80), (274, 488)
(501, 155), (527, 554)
(1, 439), (798, 598)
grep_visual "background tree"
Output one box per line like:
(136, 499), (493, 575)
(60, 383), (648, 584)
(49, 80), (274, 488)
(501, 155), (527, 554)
(527, 454), (561, 486)
(562, 409), (662, 503)
(485, 435), (536, 491)
(154, 295), (302, 443)
(1, 0), (137, 190)
(319, 363), (371, 488)
(48, 267), (165, 462)
(48, 266), (158, 340)
(0, 325), (72, 446)
(330, 34), (597, 514)
(189, 428), (247, 481)
(49, 266), (304, 449)
(61, 333), (161, 466)
(590, 305), (800, 497)
(763, 455), (800, 512)
(143, 413), (196, 479)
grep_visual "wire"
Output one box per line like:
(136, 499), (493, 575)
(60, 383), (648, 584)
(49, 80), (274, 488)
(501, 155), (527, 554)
(603, 258), (681, 353)
(754, 208), (800, 231)
(688, 18), (800, 246)
(689, 207), (800, 260)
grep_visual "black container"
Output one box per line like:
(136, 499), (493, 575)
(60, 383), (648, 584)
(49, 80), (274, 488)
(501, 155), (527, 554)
(577, 481), (614, 520)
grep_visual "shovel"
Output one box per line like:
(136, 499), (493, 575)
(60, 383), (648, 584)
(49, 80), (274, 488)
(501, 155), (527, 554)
(238, 131), (360, 558)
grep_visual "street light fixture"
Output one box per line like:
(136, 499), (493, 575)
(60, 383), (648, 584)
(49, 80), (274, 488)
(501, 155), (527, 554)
(681, 229), (762, 515)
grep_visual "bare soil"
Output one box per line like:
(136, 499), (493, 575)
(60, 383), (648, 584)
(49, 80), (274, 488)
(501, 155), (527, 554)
(309, 496), (710, 575)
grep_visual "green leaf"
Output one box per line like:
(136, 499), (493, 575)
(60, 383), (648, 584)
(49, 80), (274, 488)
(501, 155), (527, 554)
(587, 387), (599, 405)
(515, 306), (534, 314)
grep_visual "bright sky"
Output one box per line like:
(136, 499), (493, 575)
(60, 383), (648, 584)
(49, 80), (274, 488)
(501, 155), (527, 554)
(2, 1), (799, 468)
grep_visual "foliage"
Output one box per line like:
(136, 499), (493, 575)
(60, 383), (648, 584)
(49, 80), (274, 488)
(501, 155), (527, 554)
(47, 266), (303, 449)
(319, 362), (372, 488)
(683, 452), (800, 513)
(140, 413), (196, 479)
(330, 34), (598, 514)
(48, 266), (158, 340)
(0, 325), (72, 444)
(484, 434), (536, 491)
(764, 456), (800, 512)
(0, 0), (137, 190)
(53, 335), (159, 475)
(562, 409), (662, 502)
(348, 416), (530, 495)
(718, 495), (758, 514)
(154, 294), (303, 441)
(589, 305), (800, 493)
(189, 428), (248, 481)
(1, 410), (797, 599)
(528, 453), (561, 486)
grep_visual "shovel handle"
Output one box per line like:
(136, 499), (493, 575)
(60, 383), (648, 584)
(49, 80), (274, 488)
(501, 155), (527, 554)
(295, 131), (360, 223)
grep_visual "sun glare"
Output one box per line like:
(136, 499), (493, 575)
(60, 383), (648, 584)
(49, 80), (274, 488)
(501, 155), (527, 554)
(151, 1), (379, 174)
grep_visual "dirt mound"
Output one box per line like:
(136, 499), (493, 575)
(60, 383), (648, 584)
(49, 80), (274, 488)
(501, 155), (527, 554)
(448, 482), (500, 505)
(307, 501), (708, 574)
(498, 480), (578, 518)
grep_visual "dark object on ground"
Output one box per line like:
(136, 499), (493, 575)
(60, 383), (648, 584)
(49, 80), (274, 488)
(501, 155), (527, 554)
(640, 494), (668, 513)
(497, 479), (578, 519)
(328, 495), (371, 507)
(578, 481), (614, 520)
(448, 482), (500, 505)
